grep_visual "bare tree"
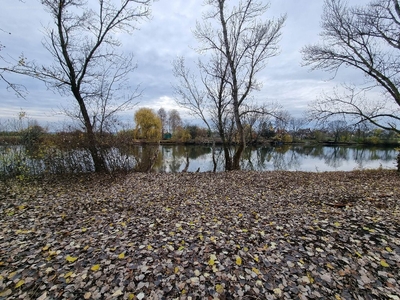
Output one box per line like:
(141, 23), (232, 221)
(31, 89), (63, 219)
(172, 56), (224, 171)
(302, 0), (400, 135)
(174, 0), (285, 170)
(157, 107), (167, 136)
(168, 109), (182, 134)
(5, 0), (151, 172)
(327, 119), (350, 143)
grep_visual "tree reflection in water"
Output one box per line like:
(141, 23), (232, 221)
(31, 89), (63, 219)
(149, 144), (397, 172)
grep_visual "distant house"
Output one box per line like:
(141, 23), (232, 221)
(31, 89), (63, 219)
(163, 132), (172, 140)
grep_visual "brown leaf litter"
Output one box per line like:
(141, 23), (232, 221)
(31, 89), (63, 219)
(0, 170), (399, 299)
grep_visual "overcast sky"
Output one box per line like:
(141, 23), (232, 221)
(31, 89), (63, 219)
(0, 0), (371, 130)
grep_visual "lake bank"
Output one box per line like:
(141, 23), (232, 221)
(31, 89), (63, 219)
(1, 170), (399, 299)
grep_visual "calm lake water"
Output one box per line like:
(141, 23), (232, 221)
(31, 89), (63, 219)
(1, 144), (397, 176)
(156, 144), (397, 172)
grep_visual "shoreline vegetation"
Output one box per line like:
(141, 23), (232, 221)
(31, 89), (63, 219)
(1, 170), (399, 299)
(1, 135), (400, 148)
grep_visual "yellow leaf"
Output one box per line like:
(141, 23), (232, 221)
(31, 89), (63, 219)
(8, 272), (17, 279)
(18, 205), (26, 210)
(243, 247), (249, 252)
(65, 271), (73, 278)
(0, 289), (12, 297)
(238, 213), (243, 218)
(326, 263), (334, 270)
(118, 253), (125, 259)
(335, 294), (342, 300)
(254, 255), (259, 263)
(66, 255), (78, 263)
(236, 256), (242, 266)
(380, 259), (389, 267)
(42, 244), (50, 251)
(334, 222), (340, 227)
(385, 247), (393, 252)
(91, 264), (100, 271)
(83, 245), (89, 251)
(208, 254), (217, 266)
(307, 272), (314, 284)
(178, 246), (185, 251)
(147, 245), (153, 250)
(174, 267), (180, 274)
(81, 228), (87, 232)
(15, 279), (24, 288)
(128, 294), (135, 300)
(252, 267), (261, 275)
(355, 251), (362, 258)
(215, 284), (224, 294)
(199, 234), (204, 241)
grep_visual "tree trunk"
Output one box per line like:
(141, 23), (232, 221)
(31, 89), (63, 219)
(232, 143), (244, 170)
(87, 131), (107, 172)
(211, 140), (217, 172)
(223, 144), (233, 171)
(74, 90), (107, 172)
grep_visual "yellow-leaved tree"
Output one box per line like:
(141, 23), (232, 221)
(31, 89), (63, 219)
(134, 108), (162, 141)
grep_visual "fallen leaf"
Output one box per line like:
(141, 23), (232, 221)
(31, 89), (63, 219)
(118, 252), (125, 259)
(15, 279), (24, 288)
(236, 256), (242, 266)
(137, 292), (145, 300)
(65, 255), (78, 263)
(0, 290), (12, 297)
(380, 259), (390, 267)
(112, 289), (123, 297)
(208, 254), (217, 266)
(252, 267), (261, 275)
(91, 264), (100, 271)
(326, 263), (334, 269)
(37, 292), (47, 300)
(215, 284), (224, 294)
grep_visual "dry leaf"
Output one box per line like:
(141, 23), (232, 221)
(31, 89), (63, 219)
(215, 284), (224, 294)
(15, 279), (24, 288)
(91, 264), (100, 271)
(65, 255), (78, 263)
(380, 259), (390, 267)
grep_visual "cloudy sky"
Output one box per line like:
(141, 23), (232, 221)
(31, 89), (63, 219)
(0, 0), (370, 130)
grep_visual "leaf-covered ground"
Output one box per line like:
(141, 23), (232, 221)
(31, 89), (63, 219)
(1, 170), (399, 300)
